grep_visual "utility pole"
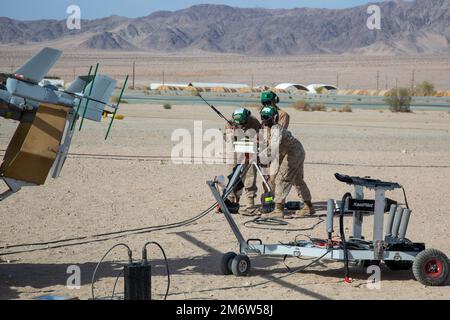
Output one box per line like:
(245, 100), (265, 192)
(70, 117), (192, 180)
(385, 75), (388, 90)
(251, 74), (254, 88)
(73, 67), (76, 80)
(411, 69), (415, 93)
(162, 71), (165, 86)
(376, 71), (380, 91)
(132, 61), (136, 90)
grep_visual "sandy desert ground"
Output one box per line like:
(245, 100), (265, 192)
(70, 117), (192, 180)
(1, 47), (449, 91)
(0, 104), (449, 300)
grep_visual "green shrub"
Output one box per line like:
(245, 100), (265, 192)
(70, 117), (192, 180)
(315, 87), (325, 94)
(384, 88), (412, 113)
(163, 103), (172, 110)
(290, 100), (311, 111)
(339, 105), (353, 113)
(414, 81), (436, 96)
(310, 104), (327, 112)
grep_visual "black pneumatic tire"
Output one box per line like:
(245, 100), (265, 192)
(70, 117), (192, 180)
(413, 249), (449, 286)
(385, 260), (413, 271)
(231, 254), (251, 277)
(221, 252), (237, 275)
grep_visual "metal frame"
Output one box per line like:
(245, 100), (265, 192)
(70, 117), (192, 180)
(52, 109), (77, 178)
(0, 177), (35, 202)
(208, 172), (422, 263)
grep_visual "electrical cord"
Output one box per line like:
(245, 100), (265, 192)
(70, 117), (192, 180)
(143, 241), (170, 300)
(91, 243), (132, 300)
(1, 172), (244, 256)
(92, 241), (170, 301)
(401, 186), (410, 210)
(339, 192), (352, 283)
(111, 268), (124, 300)
(243, 216), (324, 232)
(170, 249), (331, 297)
(0, 203), (216, 256)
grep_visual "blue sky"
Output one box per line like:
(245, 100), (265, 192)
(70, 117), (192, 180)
(1, 0), (387, 20)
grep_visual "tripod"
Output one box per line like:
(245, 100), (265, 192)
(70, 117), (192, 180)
(222, 143), (274, 212)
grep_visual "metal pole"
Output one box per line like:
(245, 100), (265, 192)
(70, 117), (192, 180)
(132, 61), (135, 90)
(376, 71), (380, 91)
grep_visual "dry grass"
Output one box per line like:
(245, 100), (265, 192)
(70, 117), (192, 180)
(310, 104), (327, 112)
(339, 105), (353, 113)
(110, 95), (128, 104)
(290, 100), (311, 111)
(290, 101), (327, 112)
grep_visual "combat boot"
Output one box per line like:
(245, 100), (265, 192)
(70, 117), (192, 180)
(265, 203), (285, 219)
(295, 201), (316, 218)
(240, 197), (258, 216)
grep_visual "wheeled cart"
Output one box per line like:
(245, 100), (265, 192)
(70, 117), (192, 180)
(208, 173), (449, 286)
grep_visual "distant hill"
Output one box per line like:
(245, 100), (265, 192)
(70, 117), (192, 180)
(0, 0), (448, 55)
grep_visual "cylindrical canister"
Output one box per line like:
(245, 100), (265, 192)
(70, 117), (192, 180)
(385, 204), (397, 237)
(124, 262), (152, 300)
(392, 206), (404, 238)
(399, 208), (411, 240)
(326, 199), (335, 234)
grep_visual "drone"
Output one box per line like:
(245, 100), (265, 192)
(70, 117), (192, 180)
(0, 47), (128, 201)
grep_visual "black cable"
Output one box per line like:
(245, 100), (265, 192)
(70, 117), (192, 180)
(0, 203), (216, 256)
(2, 172), (243, 255)
(91, 243), (132, 300)
(142, 241), (170, 301)
(170, 249), (331, 297)
(401, 186), (410, 210)
(243, 216), (324, 232)
(339, 192), (352, 282)
(111, 268), (124, 300)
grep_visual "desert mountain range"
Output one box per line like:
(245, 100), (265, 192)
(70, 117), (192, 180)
(0, 0), (448, 55)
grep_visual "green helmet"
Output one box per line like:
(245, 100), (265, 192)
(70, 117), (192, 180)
(232, 108), (251, 125)
(260, 106), (278, 124)
(261, 91), (280, 106)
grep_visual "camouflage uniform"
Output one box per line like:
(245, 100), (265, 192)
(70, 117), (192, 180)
(261, 124), (312, 204)
(225, 115), (261, 199)
(260, 106), (290, 193)
(276, 107), (290, 130)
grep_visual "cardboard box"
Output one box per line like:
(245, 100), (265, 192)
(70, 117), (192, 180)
(0, 104), (69, 185)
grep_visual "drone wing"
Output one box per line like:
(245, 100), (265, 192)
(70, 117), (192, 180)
(77, 75), (116, 122)
(66, 75), (94, 94)
(15, 47), (62, 84)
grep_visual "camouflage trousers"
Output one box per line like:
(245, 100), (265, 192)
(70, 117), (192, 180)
(228, 163), (257, 200)
(273, 146), (312, 204)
